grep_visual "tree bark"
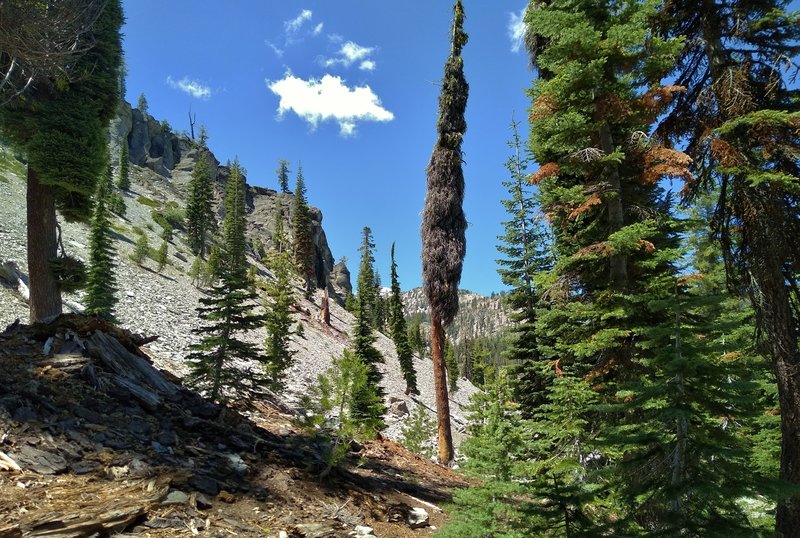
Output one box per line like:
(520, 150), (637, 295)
(739, 190), (800, 535)
(431, 311), (454, 464)
(26, 166), (62, 322)
(597, 122), (627, 291)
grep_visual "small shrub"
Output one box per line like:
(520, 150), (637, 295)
(155, 240), (168, 271)
(136, 195), (159, 208)
(109, 191), (126, 216)
(131, 234), (150, 265)
(301, 350), (383, 475)
(400, 404), (436, 458)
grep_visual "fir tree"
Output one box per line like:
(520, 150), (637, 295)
(187, 159), (267, 403)
(137, 92), (148, 115)
(389, 243), (418, 395)
(420, 0), (469, 464)
(496, 119), (552, 414)
(655, 3), (800, 528)
(131, 233), (150, 265)
(117, 143), (130, 190)
(0, 0), (123, 321)
(186, 151), (216, 257)
(276, 159), (290, 193)
(350, 226), (385, 424)
(155, 239), (168, 272)
(272, 199), (288, 254)
(444, 337), (458, 393)
(84, 165), (117, 320)
(263, 248), (296, 389)
(291, 165), (315, 296)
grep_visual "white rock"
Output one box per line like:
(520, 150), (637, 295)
(407, 507), (430, 528)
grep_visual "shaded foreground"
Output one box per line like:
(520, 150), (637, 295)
(0, 315), (466, 537)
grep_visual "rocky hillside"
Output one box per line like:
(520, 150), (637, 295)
(108, 101), (349, 298)
(0, 118), (480, 446)
(402, 288), (510, 344)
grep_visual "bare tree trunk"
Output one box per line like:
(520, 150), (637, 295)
(319, 288), (331, 326)
(431, 311), (454, 464)
(26, 167), (62, 322)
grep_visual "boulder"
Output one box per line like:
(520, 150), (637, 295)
(407, 507), (429, 528)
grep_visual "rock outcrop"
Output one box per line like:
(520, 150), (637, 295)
(109, 101), (348, 298)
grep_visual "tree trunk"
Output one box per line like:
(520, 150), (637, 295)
(431, 311), (454, 464)
(26, 166), (62, 322)
(597, 122), (627, 291)
(740, 190), (800, 534)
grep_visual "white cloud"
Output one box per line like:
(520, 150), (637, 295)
(508, 6), (527, 53)
(266, 40), (284, 57)
(313, 22), (324, 36)
(320, 40), (377, 70)
(267, 72), (394, 136)
(166, 76), (211, 100)
(340, 41), (374, 63)
(285, 9), (312, 34)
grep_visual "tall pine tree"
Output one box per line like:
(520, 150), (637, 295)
(187, 159), (267, 403)
(389, 243), (418, 395)
(263, 247), (296, 390)
(117, 142), (130, 190)
(421, 0), (469, 464)
(292, 165), (315, 296)
(276, 159), (290, 193)
(84, 164), (118, 320)
(654, 2), (800, 530)
(0, 0), (123, 321)
(495, 119), (552, 414)
(186, 149), (216, 257)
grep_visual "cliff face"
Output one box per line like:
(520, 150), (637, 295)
(109, 102), (351, 299)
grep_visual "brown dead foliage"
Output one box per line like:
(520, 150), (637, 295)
(639, 85), (686, 114)
(530, 95), (557, 120)
(568, 192), (603, 220)
(529, 162), (559, 185)
(642, 146), (693, 185)
(575, 241), (615, 258)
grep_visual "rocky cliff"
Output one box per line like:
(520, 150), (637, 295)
(108, 101), (350, 299)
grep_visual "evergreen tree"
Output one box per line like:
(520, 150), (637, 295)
(356, 227), (379, 324)
(137, 92), (148, 115)
(84, 165), (117, 320)
(117, 142), (130, 190)
(186, 151), (216, 257)
(0, 0), (123, 321)
(272, 199), (288, 254)
(421, 0), (469, 464)
(654, 2), (800, 529)
(186, 159), (267, 403)
(291, 165), (315, 296)
(276, 159), (290, 193)
(155, 239), (168, 272)
(350, 226), (385, 424)
(131, 233), (150, 265)
(496, 119), (552, 414)
(389, 243), (418, 395)
(263, 248), (296, 389)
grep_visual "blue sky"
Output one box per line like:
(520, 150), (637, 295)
(122, 1), (534, 295)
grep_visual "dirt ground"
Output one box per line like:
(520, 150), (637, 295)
(0, 316), (468, 537)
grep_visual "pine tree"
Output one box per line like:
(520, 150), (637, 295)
(389, 243), (418, 395)
(131, 233), (150, 265)
(186, 151), (216, 257)
(137, 92), (148, 115)
(356, 227), (379, 324)
(420, 0), (469, 464)
(263, 248), (296, 389)
(350, 226), (385, 424)
(654, 3), (800, 529)
(291, 165), (315, 296)
(0, 0), (123, 321)
(496, 119), (552, 415)
(272, 199), (288, 254)
(117, 143), (130, 190)
(187, 159), (267, 404)
(276, 159), (290, 193)
(84, 165), (118, 320)
(155, 239), (168, 272)
(444, 337), (458, 393)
